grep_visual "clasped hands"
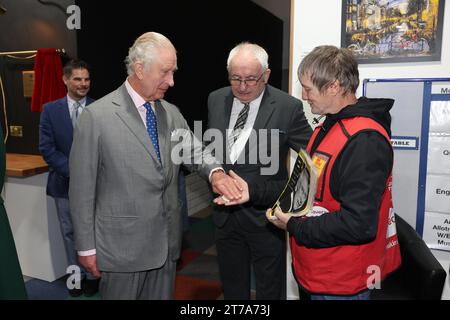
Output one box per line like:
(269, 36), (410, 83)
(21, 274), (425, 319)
(210, 170), (291, 230)
(210, 170), (247, 203)
(210, 170), (249, 205)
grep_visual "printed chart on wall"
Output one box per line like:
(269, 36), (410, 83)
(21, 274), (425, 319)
(364, 78), (450, 252)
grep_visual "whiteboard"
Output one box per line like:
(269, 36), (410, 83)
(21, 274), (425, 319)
(364, 78), (450, 253)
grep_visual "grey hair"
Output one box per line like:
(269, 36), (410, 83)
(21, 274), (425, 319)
(125, 32), (176, 76)
(298, 45), (359, 95)
(226, 42), (269, 73)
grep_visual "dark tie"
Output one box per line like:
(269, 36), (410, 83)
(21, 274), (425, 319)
(72, 101), (82, 127)
(143, 102), (161, 162)
(229, 102), (250, 145)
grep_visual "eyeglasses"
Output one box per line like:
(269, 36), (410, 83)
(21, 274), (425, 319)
(229, 72), (264, 87)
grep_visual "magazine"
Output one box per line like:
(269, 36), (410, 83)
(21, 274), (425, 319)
(267, 149), (318, 220)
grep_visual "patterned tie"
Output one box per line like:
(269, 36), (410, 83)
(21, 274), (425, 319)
(229, 102), (250, 146)
(72, 101), (82, 128)
(143, 102), (161, 162)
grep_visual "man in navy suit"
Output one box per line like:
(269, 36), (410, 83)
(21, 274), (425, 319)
(39, 59), (99, 297)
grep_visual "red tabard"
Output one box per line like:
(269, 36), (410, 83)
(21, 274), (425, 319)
(290, 117), (401, 295)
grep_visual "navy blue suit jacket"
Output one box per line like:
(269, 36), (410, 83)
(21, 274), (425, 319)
(39, 96), (95, 198)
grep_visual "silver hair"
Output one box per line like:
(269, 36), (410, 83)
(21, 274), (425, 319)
(226, 42), (269, 73)
(125, 32), (176, 76)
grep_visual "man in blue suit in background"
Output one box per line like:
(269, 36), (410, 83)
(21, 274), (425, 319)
(39, 59), (99, 297)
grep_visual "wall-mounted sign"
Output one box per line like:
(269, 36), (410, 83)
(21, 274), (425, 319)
(391, 136), (419, 150)
(22, 71), (34, 98)
(427, 136), (450, 174)
(432, 82), (450, 94)
(9, 125), (23, 137)
(423, 211), (450, 251)
(425, 175), (450, 213)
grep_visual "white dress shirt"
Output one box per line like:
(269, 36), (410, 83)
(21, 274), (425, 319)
(67, 95), (87, 120)
(228, 89), (265, 163)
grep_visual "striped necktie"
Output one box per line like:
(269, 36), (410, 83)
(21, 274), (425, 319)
(229, 102), (250, 146)
(143, 102), (161, 162)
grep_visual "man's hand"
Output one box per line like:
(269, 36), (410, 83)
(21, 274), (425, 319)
(211, 169), (243, 201)
(267, 207), (291, 230)
(78, 254), (101, 278)
(213, 170), (249, 205)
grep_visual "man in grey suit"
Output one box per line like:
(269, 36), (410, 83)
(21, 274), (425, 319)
(208, 42), (312, 299)
(69, 32), (241, 300)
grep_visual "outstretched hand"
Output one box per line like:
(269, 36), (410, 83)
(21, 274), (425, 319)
(213, 170), (249, 206)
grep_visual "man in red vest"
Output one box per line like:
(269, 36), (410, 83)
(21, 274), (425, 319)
(270, 45), (401, 300)
(215, 45), (401, 300)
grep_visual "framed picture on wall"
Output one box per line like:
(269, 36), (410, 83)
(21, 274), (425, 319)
(341, 0), (445, 64)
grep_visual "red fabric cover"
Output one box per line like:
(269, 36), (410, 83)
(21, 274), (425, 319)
(31, 48), (66, 112)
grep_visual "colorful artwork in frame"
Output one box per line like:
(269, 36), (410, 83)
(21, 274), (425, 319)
(341, 0), (444, 64)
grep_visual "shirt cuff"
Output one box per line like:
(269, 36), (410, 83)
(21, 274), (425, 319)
(78, 249), (96, 256)
(209, 167), (225, 182)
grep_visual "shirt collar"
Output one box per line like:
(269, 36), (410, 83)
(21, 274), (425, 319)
(67, 95), (87, 107)
(234, 88), (265, 108)
(125, 78), (147, 109)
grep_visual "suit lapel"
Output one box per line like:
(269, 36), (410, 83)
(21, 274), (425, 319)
(154, 100), (169, 168)
(220, 92), (234, 134)
(221, 92), (234, 163)
(253, 86), (276, 131)
(86, 96), (95, 106)
(57, 97), (73, 138)
(113, 85), (162, 166)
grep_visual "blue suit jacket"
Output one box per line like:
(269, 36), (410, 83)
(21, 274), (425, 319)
(39, 96), (95, 198)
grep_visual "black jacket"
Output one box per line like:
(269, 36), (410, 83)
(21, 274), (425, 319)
(250, 97), (394, 248)
(208, 85), (312, 230)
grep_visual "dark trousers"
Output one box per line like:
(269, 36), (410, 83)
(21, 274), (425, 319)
(215, 214), (286, 300)
(54, 198), (94, 280)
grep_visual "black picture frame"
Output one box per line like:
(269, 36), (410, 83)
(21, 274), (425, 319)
(341, 0), (444, 64)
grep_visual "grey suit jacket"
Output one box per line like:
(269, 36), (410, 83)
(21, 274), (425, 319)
(69, 83), (219, 272)
(208, 85), (312, 230)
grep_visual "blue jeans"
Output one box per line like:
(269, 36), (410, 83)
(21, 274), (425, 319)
(54, 197), (95, 280)
(310, 290), (371, 300)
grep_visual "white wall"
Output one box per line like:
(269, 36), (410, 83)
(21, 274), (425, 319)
(289, 0), (450, 300)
